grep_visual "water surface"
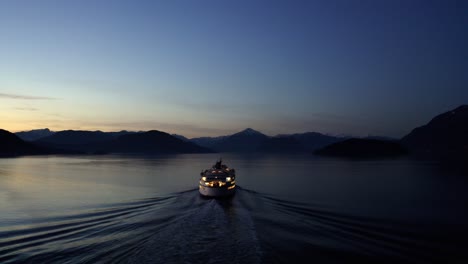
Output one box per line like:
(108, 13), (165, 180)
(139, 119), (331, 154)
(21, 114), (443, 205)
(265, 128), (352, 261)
(0, 154), (467, 263)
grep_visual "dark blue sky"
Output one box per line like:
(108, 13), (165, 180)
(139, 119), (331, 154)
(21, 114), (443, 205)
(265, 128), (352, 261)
(0, 0), (466, 137)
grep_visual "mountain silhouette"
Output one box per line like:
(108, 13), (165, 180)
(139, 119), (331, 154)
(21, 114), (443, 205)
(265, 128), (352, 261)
(201, 128), (269, 152)
(35, 130), (210, 154)
(15, 128), (55, 141)
(401, 105), (468, 160)
(172, 134), (190, 142)
(6, 105), (467, 158)
(107, 130), (212, 154)
(37, 130), (114, 144)
(0, 129), (45, 156)
(35, 130), (121, 153)
(258, 132), (343, 152)
(0, 129), (76, 156)
(190, 135), (227, 149)
(315, 138), (407, 158)
(192, 129), (344, 153)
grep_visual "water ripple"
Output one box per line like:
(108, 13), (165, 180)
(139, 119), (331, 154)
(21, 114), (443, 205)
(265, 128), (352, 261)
(0, 188), (466, 263)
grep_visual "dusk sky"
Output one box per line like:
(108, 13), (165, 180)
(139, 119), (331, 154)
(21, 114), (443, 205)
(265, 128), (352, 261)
(1, 0), (466, 138)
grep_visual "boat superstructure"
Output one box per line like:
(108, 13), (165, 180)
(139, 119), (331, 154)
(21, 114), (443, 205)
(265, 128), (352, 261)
(199, 159), (236, 197)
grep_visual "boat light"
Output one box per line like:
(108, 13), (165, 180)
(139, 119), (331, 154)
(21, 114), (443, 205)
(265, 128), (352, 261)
(226, 177), (231, 182)
(202, 177), (207, 181)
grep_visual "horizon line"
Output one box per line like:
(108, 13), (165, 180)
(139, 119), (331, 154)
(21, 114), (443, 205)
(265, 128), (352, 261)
(8, 127), (397, 139)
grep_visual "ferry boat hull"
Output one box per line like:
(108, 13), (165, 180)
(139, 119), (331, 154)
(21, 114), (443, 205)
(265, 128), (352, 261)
(199, 185), (235, 197)
(199, 159), (236, 198)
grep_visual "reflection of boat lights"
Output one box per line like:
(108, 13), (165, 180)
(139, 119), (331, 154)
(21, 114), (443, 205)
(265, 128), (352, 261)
(227, 185), (235, 190)
(202, 176), (206, 181)
(231, 181), (236, 185)
(226, 177), (231, 182)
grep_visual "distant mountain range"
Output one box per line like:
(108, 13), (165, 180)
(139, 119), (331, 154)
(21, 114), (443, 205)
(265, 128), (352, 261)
(106, 130), (211, 154)
(33, 130), (210, 154)
(3, 105), (467, 159)
(0, 129), (45, 156)
(0, 129), (76, 156)
(194, 128), (269, 152)
(191, 128), (344, 153)
(15, 128), (55, 141)
(4, 129), (210, 155)
(34, 130), (136, 153)
(190, 135), (227, 149)
(315, 105), (468, 159)
(14, 127), (349, 154)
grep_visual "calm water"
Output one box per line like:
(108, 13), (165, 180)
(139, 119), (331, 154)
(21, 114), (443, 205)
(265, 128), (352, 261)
(0, 154), (467, 263)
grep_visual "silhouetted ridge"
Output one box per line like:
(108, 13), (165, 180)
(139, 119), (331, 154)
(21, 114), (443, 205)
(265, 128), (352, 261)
(238, 128), (264, 136)
(0, 129), (51, 156)
(191, 129), (344, 153)
(34, 130), (143, 153)
(10, 105), (467, 158)
(315, 138), (407, 158)
(1, 129), (30, 147)
(37, 130), (114, 145)
(33, 129), (212, 154)
(172, 134), (189, 142)
(401, 105), (468, 160)
(210, 128), (269, 152)
(190, 136), (227, 149)
(257, 132), (343, 153)
(15, 128), (54, 141)
(109, 130), (212, 154)
(34, 130), (115, 153)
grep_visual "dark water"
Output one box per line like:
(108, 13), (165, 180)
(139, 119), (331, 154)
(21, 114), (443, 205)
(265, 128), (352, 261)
(0, 154), (467, 263)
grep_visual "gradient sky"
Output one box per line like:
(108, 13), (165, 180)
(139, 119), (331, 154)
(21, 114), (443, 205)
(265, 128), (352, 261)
(0, 0), (467, 138)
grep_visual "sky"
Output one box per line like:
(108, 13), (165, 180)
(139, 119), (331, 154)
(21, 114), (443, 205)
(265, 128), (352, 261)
(0, 0), (467, 138)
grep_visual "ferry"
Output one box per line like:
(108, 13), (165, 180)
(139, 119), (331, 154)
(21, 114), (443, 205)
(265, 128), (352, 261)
(199, 159), (236, 197)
